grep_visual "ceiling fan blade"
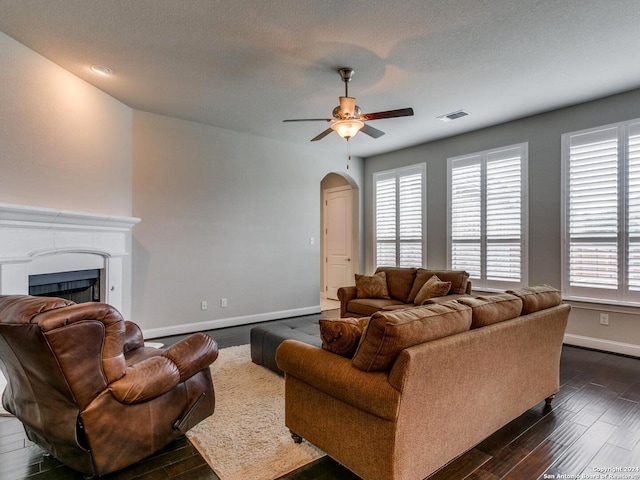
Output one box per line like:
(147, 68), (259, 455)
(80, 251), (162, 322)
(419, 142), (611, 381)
(361, 123), (385, 139)
(360, 108), (414, 121)
(311, 128), (333, 142)
(283, 118), (332, 123)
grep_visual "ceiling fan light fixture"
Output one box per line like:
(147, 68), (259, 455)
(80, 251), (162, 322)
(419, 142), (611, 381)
(331, 119), (364, 139)
(339, 96), (357, 118)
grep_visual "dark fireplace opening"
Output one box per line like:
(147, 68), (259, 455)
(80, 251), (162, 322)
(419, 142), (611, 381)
(29, 269), (101, 304)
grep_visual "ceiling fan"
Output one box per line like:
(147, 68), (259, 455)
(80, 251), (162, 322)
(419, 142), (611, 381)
(283, 68), (414, 142)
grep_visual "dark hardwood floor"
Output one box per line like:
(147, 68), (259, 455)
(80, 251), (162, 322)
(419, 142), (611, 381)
(2, 310), (640, 480)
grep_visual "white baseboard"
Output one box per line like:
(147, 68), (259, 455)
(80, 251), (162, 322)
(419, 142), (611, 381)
(564, 333), (640, 358)
(142, 305), (321, 340)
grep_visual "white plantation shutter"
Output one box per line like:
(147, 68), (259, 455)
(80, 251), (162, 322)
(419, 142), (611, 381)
(374, 165), (425, 268)
(628, 124), (640, 291)
(399, 172), (423, 267)
(448, 144), (527, 290)
(562, 119), (640, 304)
(567, 128), (618, 290)
(486, 149), (523, 282)
(450, 159), (482, 278)
(375, 174), (397, 267)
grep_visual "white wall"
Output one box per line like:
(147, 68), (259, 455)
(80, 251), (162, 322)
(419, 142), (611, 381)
(364, 88), (640, 356)
(132, 111), (363, 335)
(0, 32), (132, 216)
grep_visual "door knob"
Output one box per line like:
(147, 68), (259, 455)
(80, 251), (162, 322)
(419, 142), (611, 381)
(346, 258), (351, 262)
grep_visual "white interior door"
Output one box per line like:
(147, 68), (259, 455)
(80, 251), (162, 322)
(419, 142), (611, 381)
(324, 187), (354, 300)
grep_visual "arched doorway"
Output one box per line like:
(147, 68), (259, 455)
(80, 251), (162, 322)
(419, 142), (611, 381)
(320, 173), (359, 306)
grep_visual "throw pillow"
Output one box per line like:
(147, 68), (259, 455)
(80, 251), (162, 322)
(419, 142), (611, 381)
(413, 275), (451, 305)
(352, 302), (472, 372)
(408, 269), (470, 301)
(319, 317), (369, 358)
(355, 272), (390, 299)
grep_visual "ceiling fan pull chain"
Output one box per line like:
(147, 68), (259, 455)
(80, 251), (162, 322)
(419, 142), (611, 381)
(347, 139), (351, 170)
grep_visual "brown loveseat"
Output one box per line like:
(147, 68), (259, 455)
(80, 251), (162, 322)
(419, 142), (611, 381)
(0, 295), (219, 476)
(276, 286), (569, 480)
(338, 266), (472, 317)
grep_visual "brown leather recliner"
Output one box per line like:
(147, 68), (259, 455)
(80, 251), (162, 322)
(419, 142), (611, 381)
(0, 295), (218, 476)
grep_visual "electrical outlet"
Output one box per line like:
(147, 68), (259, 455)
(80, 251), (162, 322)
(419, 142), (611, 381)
(201, 301), (208, 311)
(599, 313), (609, 325)
(220, 298), (227, 308)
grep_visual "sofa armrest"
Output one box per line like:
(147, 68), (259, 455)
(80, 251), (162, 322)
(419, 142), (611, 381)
(162, 333), (218, 382)
(276, 340), (400, 420)
(337, 286), (357, 317)
(465, 280), (472, 295)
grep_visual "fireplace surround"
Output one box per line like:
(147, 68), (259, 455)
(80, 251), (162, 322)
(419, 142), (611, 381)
(0, 203), (140, 318)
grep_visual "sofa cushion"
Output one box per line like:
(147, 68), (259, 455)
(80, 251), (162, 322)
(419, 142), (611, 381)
(422, 293), (470, 305)
(381, 304), (416, 312)
(375, 266), (417, 302)
(319, 317), (369, 358)
(352, 302), (472, 372)
(355, 272), (390, 299)
(456, 293), (523, 328)
(408, 269), (470, 301)
(505, 285), (561, 314)
(347, 298), (405, 316)
(414, 275), (451, 305)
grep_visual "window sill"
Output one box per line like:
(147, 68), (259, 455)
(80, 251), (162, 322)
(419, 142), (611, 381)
(562, 297), (640, 316)
(473, 290), (640, 316)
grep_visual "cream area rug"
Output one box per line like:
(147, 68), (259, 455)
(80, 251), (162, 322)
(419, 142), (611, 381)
(187, 344), (324, 480)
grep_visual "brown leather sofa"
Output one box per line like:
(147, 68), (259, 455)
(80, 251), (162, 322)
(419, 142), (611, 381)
(0, 295), (218, 476)
(338, 266), (472, 317)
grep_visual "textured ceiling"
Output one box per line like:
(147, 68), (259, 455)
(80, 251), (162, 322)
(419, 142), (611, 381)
(2, 0), (640, 158)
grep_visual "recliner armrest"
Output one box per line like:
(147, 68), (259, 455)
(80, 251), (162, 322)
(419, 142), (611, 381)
(109, 356), (180, 403)
(162, 333), (218, 382)
(109, 333), (218, 404)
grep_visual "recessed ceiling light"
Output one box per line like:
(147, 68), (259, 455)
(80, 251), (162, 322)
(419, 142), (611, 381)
(437, 110), (470, 122)
(90, 65), (113, 76)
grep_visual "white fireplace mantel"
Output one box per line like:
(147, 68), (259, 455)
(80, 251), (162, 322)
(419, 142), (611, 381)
(0, 203), (140, 316)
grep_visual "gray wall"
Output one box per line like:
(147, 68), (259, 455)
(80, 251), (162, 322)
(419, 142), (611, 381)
(364, 88), (640, 354)
(0, 31), (134, 317)
(0, 31), (132, 216)
(0, 30), (365, 336)
(132, 111), (363, 335)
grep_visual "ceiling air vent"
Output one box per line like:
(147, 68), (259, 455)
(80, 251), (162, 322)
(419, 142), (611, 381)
(437, 109), (469, 122)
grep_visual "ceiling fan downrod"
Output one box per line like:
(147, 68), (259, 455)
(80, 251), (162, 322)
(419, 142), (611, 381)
(338, 68), (354, 98)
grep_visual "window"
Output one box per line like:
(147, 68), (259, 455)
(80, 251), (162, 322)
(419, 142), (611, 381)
(447, 143), (528, 290)
(561, 119), (640, 305)
(374, 164), (426, 268)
